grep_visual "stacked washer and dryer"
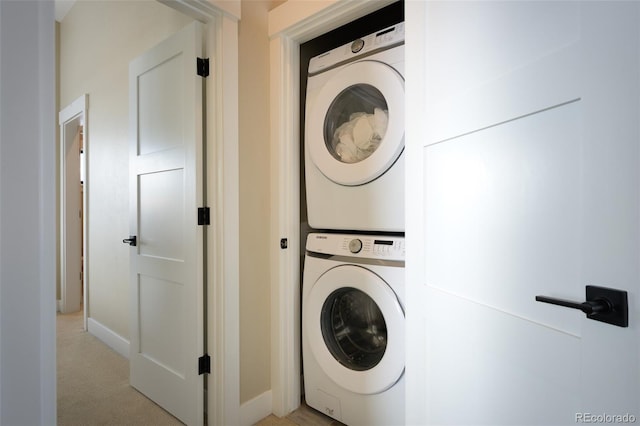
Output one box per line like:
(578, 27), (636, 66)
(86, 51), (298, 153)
(302, 22), (406, 426)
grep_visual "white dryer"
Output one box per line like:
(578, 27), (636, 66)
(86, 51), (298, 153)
(302, 233), (405, 426)
(305, 23), (405, 232)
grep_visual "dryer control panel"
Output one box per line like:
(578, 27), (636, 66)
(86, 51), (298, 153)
(306, 233), (405, 261)
(308, 22), (405, 75)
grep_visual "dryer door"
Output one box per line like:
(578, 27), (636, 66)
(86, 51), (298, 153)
(307, 60), (404, 186)
(305, 265), (405, 395)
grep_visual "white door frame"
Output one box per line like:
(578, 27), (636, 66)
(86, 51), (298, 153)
(160, 1), (241, 424)
(58, 94), (88, 329)
(268, 0), (397, 417)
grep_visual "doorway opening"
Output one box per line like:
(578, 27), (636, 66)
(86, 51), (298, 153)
(59, 94), (88, 328)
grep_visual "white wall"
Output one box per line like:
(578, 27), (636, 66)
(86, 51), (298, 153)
(0, 1), (57, 424)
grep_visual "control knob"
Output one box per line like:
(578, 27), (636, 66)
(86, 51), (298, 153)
(351, 39), (365, 53)
(348, 238), (363, 254)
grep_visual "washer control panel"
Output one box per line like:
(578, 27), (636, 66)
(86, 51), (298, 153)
(307, 233), (405, 261)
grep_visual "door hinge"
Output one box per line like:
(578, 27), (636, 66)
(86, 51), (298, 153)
(198, 354), (211, 375)
(198, 207), (210, 226)
(197, 57), (209, 78)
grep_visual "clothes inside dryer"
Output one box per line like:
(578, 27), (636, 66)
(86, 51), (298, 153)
(325, 84), (389, 164)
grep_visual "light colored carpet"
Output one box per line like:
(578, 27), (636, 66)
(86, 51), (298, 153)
(58, 309), (340, 426)
(57, 310), (183, 426)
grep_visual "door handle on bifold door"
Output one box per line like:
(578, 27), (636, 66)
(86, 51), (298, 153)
(122, 236), (137, 247)
(535, 285), (628, 327)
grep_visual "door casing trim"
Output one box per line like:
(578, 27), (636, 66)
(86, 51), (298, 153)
(58, 94), (88, 327)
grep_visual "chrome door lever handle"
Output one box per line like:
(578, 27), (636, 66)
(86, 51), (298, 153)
(535, 285), (628, 327)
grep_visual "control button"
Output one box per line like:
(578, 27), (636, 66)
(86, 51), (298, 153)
(349, 238), (363, 254)
(351, 39), (365, 53)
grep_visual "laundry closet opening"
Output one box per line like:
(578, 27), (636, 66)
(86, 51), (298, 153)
(299, 2), (404, 416)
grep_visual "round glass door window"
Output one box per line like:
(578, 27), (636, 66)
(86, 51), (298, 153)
(306, 60), (404, 186)
(320, 287), (387, 371)
(324, 84), (389, 164)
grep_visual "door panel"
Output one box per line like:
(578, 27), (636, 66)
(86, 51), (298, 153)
(426, 101), (582, 336)
(407, 1), (640, 424)
(129, 21), (204, 426)
(138, 52), (185, 155)
(139, 274), (186, 375)
(138, 169), (185, 260)
(426, 290), (581, 424)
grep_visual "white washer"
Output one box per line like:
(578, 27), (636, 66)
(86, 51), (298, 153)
(303, 233), (405, 426)
(305, 23), (405, 232)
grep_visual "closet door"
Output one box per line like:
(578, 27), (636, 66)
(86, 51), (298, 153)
(406, 2), (640, 424)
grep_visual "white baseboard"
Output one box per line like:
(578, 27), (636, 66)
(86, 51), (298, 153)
(87, 317), (130, 359)
(240, 390), (273, 426)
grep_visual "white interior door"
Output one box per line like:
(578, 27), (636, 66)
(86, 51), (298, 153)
(128, 21), (205, 426)
(406, 2), (640, 424)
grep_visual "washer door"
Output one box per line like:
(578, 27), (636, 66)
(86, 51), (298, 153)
(304, 265), (405, 395)
(307, 60), (405, 186)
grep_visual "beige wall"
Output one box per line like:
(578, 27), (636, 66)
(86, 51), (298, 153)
(59, 0), (285, 407)
(238, 0), (284, 404)
(59, 1), (193, 339)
